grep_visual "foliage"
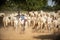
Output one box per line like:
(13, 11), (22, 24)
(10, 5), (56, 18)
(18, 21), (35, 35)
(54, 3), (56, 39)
(0, 0), (60, 11)
(0, 0), (47, 11)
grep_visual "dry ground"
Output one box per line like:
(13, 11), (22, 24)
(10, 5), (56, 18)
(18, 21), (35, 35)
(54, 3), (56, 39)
(0, 26), (58, 40)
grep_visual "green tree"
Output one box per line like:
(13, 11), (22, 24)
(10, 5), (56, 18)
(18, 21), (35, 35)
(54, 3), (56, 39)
(26, 0), (47, 11)
(0, 0), (47, 12)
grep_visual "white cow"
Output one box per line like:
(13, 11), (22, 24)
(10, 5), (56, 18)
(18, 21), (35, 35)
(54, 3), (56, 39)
(3, 16), (10, 27)
(47, 16), (52, 30)
(29, 11), (34, 17)
(9, 14), (15, 26)
(53, 19), (58, 28)
(13, 17), (18, 31)
(34, 11), (38, 17)
(27, 16), (31, 27)
(0, 13), (5, 17)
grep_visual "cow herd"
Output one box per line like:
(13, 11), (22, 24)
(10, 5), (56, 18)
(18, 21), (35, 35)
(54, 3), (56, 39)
(1, 10), (60, 33)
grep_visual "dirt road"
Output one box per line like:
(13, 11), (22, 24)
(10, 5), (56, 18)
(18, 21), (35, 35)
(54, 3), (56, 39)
(0, 26), (55, 40)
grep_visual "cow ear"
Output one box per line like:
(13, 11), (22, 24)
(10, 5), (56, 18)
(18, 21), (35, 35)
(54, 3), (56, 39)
(1, 15), (4, 17)
(8, 17), (11, 19)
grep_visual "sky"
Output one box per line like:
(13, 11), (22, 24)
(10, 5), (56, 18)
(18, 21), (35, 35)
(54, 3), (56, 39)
(47, 0), (55, 7)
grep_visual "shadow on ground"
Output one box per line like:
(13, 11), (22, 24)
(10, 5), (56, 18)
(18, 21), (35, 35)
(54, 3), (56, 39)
(33, 32), (60, 40)
(0, 17), (4, 28)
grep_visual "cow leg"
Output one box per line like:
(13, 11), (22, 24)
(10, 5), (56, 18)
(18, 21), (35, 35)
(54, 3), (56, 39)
(4, 22), (6, 28)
